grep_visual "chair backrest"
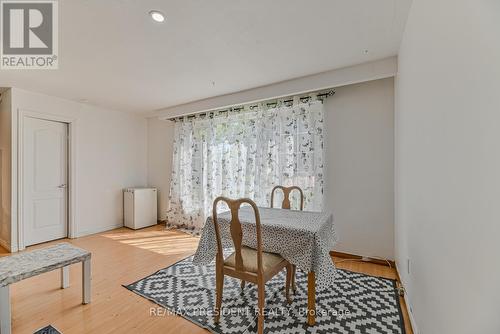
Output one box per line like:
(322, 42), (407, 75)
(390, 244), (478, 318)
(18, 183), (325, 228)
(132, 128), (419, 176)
(270, 185), (304, 210)
(212, 197), (263, 274)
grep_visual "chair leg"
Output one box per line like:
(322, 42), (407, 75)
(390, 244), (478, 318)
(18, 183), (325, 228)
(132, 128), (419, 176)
(241, 280), (246, 290)
(257, 280), (265, 334)
(285, 264), (292, 304)
(291, 265), (297, 293)
(214, 259), (224, 323)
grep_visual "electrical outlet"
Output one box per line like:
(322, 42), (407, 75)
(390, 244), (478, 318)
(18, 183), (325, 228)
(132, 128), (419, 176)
(407, 258), (411, 275)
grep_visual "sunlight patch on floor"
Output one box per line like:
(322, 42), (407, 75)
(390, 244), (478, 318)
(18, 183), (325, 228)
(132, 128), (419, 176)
(100, 227), (200, 256)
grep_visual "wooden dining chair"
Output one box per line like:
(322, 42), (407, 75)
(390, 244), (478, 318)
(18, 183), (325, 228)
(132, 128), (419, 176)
(270, 185), (304, 211)
(212, 197), (293, 334)
(270, 185), (305, 292)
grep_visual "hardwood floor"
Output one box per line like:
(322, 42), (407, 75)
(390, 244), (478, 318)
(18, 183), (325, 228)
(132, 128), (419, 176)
(0, 225), (413, 334)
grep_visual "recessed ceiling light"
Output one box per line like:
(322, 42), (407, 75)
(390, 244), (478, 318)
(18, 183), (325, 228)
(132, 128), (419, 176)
(149, 10), (165, 23)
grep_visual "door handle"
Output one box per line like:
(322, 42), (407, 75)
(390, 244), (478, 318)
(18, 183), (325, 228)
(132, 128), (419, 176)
(58, 184), (67, 189)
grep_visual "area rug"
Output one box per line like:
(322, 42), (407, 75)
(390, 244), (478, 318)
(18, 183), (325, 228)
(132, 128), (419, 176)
(34, 325), (62, 334)
(125, 252), (405, 334)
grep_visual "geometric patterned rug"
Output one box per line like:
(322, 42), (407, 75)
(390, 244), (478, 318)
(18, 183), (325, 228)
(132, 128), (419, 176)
(124, 251), (405, 334)
(33, 325), (62, 334)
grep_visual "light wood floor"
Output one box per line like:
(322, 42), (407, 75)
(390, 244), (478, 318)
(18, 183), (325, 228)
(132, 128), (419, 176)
(0, 225), (413, 334)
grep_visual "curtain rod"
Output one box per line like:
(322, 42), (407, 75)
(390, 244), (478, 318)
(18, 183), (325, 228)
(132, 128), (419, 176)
(167, 89), (335, 122)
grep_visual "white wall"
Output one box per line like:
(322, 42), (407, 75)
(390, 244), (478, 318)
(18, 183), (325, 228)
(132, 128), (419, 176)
(8, 88), (147, 250)
(395, 0), (500, 333)
(0, 89), (12, 250)
(148, 77), (395, 259)
(147, 118), (174, 220)
(325, 78), (394, 259)
(151, 57), (397, 119)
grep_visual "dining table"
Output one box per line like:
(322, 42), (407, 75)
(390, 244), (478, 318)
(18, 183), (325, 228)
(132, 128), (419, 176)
(192, 206), (337, 326)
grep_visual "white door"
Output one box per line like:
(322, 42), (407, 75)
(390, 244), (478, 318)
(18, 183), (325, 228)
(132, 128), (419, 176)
(23, 117), (68, 246)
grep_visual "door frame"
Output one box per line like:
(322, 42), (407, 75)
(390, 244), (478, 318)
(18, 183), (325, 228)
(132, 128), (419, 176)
(17, 109), (78, 251)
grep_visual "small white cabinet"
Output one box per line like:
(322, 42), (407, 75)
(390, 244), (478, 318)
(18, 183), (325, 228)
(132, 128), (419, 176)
(124, 188), (158, 229)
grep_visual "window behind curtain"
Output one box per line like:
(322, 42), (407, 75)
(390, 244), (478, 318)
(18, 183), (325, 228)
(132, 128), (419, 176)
(166, 100), (325, 233)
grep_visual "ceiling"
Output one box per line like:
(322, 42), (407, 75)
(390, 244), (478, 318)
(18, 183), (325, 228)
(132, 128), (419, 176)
(0, 0), (412, 113)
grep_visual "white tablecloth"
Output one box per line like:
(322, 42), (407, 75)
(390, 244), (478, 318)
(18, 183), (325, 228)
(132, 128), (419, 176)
(192, 207), (337, 289)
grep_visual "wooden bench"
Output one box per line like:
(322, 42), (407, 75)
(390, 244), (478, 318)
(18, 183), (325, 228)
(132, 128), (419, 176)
(0, 243), (91, 334)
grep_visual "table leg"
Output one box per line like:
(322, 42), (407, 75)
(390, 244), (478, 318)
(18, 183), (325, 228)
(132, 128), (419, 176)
(307, 271), (316, 326)
(82, 259), (91, 304)
(61, 266), (70, 289)
(0, 285), (11, 334)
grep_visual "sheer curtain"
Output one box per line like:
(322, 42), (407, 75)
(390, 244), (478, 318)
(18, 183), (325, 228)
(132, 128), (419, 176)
(166, 99), (325, 233)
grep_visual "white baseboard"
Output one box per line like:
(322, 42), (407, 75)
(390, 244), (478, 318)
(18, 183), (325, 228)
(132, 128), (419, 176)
(396, 263), (419, 334)
(0, 238), (11, 252)
(76, 223), (124, 238)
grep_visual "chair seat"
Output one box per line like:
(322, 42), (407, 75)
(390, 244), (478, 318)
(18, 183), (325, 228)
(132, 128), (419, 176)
(224, 246), (285, 273)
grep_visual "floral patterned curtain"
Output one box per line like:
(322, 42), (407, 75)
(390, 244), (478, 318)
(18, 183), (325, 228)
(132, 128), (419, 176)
(166, 100), (325, 233)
